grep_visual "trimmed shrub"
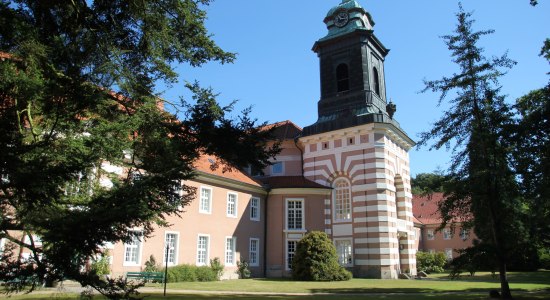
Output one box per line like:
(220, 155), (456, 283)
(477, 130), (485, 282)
(166, 263), (220, 282)
(291, 231), (352, 281)
(416, 251), (446, 273)
(195, 266), (217, 281)
(166, 265), (197, 282)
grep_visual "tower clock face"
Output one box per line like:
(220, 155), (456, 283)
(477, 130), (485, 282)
(334, 11), (349, 27)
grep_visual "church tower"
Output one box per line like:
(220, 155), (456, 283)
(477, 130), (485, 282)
(300, 0), (417, 279)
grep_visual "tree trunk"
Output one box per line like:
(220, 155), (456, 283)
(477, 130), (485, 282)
(499, 261), (512, 299)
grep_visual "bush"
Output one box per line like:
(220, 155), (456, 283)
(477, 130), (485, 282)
(166, 265), (197, 282)
(210, 257), (224, 280)
(236, 260), (251, 279)
(166, 263), (219, 282)
(195, 266), (217, 281)
(144, 255), (159, 272)
(416, 251), (447, 273)
(291, 231), (352, 281)
(538, 248), (550, 270)
(90, 250), (111, 276)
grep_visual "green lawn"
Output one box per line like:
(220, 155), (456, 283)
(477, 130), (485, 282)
(159, 271), (550, 294)
(3, 271), (549, 300)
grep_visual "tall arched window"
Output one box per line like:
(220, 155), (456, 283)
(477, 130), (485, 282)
(373, 67), (380, 95)
(334, 178), (351, 220)
(336, 63), (350, 92)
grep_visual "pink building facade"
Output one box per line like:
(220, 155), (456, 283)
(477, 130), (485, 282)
(107, 0), (418, 279)
(412, 193), (476, 260)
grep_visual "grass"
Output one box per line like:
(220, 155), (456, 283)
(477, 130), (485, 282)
(158, 271), (550, 294)
(2, 271), (549, 300)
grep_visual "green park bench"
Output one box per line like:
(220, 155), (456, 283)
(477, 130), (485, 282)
(126, 271), (164, 283)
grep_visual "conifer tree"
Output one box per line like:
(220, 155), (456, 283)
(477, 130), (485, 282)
(0, 0), (278, 296)
(418, 4), (524, 299)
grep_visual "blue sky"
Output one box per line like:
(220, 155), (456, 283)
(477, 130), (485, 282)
(161, 0), (550, 176)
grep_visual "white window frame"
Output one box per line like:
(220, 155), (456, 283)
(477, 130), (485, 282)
(196, 234), (210, 266)
(271, 162), (284, 175)
(333, 178), (352, 221)
(285, 239), (298, 270)
(249, 238), (260, 267)
(443, 228), (452, 240)
(250, 197), (260, 221)
(460, 229), (469, 240)
(123, 231), (143, 266)
(226, 192), (238, 218)
(334, 239), (353, 267)
(24, 234), (42, 246)
(445, 248), (453, 260)
(286, 198), (305, 231)
(427, 229), (434, 240)
(163, 231), (179, 266)
(225, 236), (237, 266)
(199, 186), (213, 214)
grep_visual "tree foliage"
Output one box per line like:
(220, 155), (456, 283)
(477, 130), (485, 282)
(411, 172), (446, 196)
(0, 0), (278, 296)
(419, 4), (525, 299)
(510, 39), (550, 249)
(291, 231), (351, 281)
(416, 251), (447, 274)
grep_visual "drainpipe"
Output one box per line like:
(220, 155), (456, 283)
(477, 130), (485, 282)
(262, 187), (271, 278)
(293, 136), (304, 176)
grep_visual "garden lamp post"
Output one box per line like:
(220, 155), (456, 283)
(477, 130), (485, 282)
(163, 243), (172, 296)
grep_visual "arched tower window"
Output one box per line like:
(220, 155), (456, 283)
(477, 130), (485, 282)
(333, 178), (351, 220)
(373, 67), (380, 95)
(336, 63), (350, 92)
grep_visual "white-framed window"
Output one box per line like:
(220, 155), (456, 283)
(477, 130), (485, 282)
(286, 198), (304, 230)
(225, 237), (236, 265)
(164, 232), (179, 266)
(199, 187), (212, 214)
(249, 238), (259, 267)
(196, 234), (209, 266)
(24, 234), (42, 246)
(226, 192), (238, 217)
(271, 162), (283, 175)
(443, 228), (452, 240)
(427, 230), (434, 240)
(286, 240), (298, 270)
(333, 178), (351, 221)
(460, 229), (469, 241)
(250, 197), (260, 221)
(335, 239), (353, 266)
(445, 248), (454, 260)
(123, 231), (142, 266)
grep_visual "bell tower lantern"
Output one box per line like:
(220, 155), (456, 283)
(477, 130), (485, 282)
(303, 0), (398, 136)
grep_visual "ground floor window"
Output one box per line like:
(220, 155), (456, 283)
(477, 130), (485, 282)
(335, 239), (353, 266)
(286, 240), (297, 270)
(249, 238), (259, 266)
(225, 237), (236, 265)
(123, 231), (142, 266)
(197, 235), (209, 265)
(164, 232), (179, 266)
(445, 248), (453, 260)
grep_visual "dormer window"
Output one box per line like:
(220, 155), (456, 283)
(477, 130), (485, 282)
(336, 63), (349, 92)
(373, 67), (381, 95)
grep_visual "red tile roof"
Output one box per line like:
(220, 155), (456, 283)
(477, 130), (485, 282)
(412, 193), (446, 225)
(193, 154), (262, 187)
(260, 120), (302, 140)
